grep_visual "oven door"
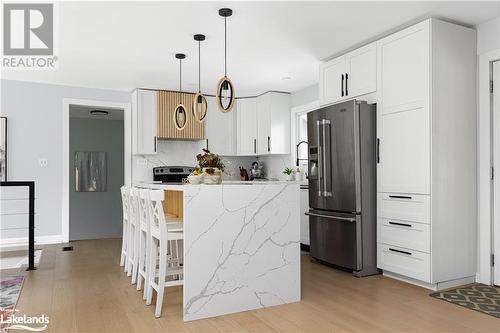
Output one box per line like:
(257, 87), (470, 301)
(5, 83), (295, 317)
(307, 210), (362, 271)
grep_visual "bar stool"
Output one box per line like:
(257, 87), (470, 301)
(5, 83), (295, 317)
(128, 187), (140, 282)
(119, 186), (130, 271)
(145, 189), (184, 318)
(136, 188), (151, 298)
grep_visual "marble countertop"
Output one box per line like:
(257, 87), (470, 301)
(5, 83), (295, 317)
(134, 180), (306, 190)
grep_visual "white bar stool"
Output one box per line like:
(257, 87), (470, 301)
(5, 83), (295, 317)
(119, 186), (130, 271)
(128, 187), (140, 282)
(145, 189), (184, 318)
(136, 188), (151, 299)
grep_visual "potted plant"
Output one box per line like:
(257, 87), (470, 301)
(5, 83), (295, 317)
(283, 167), (294, 181)
(196, 149), (225, 184)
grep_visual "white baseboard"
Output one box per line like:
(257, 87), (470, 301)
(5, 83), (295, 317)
(383, 271), (476, 291)
(0, 235), (64, 249)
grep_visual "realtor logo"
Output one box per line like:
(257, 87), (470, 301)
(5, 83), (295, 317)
(2, 3), (58, 69)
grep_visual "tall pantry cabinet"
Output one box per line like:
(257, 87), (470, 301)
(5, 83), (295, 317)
(376, 19), (477, 289)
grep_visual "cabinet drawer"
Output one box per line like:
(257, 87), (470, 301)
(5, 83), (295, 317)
(377, 218), (430, 253)
(377, 193), (430, 224)
(377, 243), (430, 282)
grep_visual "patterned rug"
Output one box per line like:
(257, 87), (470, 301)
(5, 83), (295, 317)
(0, 276), (25, 330)
(430, 284), (500, 319)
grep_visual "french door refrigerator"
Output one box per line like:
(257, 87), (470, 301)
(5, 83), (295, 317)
(307, 100), (378, 277)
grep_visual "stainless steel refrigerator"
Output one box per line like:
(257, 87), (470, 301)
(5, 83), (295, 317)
(307, 99), (378, 277)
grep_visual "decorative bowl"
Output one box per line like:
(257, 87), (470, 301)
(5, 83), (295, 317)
(188, 174), (203, 185)
(203, 174), (222, 185)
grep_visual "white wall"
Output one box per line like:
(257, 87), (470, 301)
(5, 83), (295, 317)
(477, 17), (500, 55)
(0, 79), (129, 242)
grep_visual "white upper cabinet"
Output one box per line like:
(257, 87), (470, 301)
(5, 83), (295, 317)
(256, 92), (291, 155)
(132, 89), (157, 155)
(236, 98), (258, 155)
(319, 42), (376, 106)
(377, 21), (430, 194)
(205, 96), (236, 155)
(346, 42), (377, 98)
(319, 56), (346, 106)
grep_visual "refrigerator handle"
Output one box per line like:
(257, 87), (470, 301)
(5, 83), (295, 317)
(322, 119), (332, 197)
(316, 120), (323, 197)
(305, 211), (356, 222)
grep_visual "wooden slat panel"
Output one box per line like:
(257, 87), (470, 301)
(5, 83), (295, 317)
(164, 190), (183, 219)
(157, 91), (205, 140)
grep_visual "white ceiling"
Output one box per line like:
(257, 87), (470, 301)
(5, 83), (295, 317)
(69, 104), (124, 120)
(2, 1), (499, 96)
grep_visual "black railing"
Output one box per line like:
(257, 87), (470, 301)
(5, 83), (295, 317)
(1, 181), (36, 271)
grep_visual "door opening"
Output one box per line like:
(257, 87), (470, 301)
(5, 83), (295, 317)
(69, 104), (125, 241)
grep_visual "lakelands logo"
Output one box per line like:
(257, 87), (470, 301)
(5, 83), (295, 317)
(2, 3), (58, 69)
(0, 309), (49, 332)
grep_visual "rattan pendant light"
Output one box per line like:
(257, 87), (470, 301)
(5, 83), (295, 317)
(216, 8), (235, 113)
(192, 34), (208, 122)
(174, 53), (188, 130)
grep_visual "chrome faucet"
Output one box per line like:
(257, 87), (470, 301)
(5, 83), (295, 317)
(296, 141), (309, 166)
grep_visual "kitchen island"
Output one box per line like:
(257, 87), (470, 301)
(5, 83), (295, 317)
(136, 181), (301, 321)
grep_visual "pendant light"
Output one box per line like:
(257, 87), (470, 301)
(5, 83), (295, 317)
(192, 34), (208, 123)
(216, 8), (235, 113)
(174, 53), (188, 131)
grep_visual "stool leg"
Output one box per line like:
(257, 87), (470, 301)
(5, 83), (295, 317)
(146, 237), (156, 306)
(155, 242), (167, 318)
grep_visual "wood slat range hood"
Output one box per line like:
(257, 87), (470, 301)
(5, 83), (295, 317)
(157, 90), (205, 140)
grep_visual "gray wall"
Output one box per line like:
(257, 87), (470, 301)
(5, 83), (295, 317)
(0, 79), (130, 241)
(69, 117), (124, 240)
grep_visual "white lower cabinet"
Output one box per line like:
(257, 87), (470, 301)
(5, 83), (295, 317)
(300, 187), (309, 246)
(376, 19), (477, 289)
(377, 244), (431, 283)
(377, 218), (430, 253)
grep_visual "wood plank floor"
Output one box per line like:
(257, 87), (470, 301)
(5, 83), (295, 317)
(4, 239), (499, 332)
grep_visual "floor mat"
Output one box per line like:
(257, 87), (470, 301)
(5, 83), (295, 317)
(0, 275), (25, 330)
(430, 284), (500, 319)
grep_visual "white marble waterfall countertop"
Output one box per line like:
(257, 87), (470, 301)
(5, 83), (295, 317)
(135, 181), (301, 321)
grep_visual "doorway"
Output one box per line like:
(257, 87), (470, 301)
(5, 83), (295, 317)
(62, 99), (131, 242)
(69, 105), (124, 240)
(493, 60), (500, 286)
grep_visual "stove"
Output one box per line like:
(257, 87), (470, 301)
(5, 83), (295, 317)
(153, 166), (194, 184)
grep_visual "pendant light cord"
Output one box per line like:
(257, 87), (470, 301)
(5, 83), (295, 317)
(198, 40), (201, 93)
(224, 16), (227, 77)
(179, 57), (182, 104)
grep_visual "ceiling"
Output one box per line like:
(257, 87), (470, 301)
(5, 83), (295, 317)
(69, 104), (124, 120)
(2, 1), (499, 96)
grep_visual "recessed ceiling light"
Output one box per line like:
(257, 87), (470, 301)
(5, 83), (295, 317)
(282, 76), (292, 80)
(90, 110), (109, 115)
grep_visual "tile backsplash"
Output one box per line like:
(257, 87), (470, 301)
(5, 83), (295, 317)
(133, 140), (254, 182)
(132, 140), (297, 183)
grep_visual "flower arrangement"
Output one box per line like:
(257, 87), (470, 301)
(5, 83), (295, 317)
(196, 149), (225, 175)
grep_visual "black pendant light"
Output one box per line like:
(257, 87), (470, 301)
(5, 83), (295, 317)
(174, 53), (188, 131)
(216, 8), (235, 113)
(192, 34), (207, 123)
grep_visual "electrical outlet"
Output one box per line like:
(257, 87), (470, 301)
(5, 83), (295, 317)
(38, 158), (48, 167)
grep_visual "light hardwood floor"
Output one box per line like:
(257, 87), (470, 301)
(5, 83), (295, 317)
(5, 239), (499, 332)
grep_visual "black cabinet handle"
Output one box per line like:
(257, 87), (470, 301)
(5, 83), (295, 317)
(206, 138), (209, 151)
(389, 221), (412, 228)
(154, 136), (157, 152)
(254, 139), (256, 154)
(267, 136), (270, 152)
(388, 195), (412, 200)
(376, 138), (380, 164)
(345, 73), (348, 96)
(389, 248), (412, 256)
(341, 74), (344, 97)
